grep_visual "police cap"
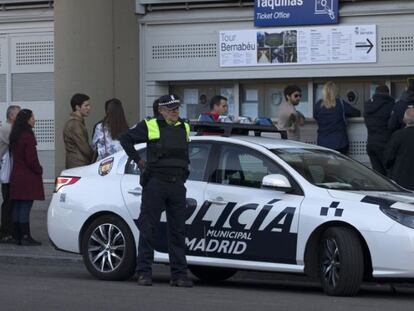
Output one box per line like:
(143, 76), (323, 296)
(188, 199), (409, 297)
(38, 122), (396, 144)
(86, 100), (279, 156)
(158, 94), (181, 110)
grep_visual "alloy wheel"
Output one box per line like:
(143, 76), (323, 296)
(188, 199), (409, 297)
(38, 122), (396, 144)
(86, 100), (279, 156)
(321, 238), (341, 289)
(88, 223), (125, 273)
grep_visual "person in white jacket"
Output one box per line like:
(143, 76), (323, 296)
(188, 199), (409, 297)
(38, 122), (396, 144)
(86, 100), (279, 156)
(92, 98), (129, 161)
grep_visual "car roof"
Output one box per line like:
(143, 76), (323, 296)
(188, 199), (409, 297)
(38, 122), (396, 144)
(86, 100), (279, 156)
(190, 135), (325, 150)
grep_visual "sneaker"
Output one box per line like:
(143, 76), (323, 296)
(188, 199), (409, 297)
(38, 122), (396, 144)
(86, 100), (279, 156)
(137, 275), (152, 286)
(19, 235), (42, 246)
(170, 278), (194, 288)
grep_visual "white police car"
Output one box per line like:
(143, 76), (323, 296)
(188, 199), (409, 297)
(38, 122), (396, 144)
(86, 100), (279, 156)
(48, 123), (414, 296)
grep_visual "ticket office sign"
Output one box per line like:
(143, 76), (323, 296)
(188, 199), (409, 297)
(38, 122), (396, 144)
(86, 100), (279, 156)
(254, 0), (339, 27)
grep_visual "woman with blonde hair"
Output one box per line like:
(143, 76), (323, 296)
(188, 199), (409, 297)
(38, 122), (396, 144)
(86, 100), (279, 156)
(313, 81), (361, 154)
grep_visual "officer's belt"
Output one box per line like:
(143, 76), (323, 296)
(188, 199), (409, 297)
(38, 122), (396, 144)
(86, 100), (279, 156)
(149, 171), (185, 183)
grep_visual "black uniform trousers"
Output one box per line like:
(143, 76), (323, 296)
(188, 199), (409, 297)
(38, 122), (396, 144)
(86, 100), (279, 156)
(0, 183), (12, 236)
(136, 177), (187, 280)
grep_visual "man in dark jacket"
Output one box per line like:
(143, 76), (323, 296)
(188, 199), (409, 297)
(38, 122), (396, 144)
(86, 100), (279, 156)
(364, 85), (395, 175)
(385, 107), (414, 191)
(388, 78), (414, 133)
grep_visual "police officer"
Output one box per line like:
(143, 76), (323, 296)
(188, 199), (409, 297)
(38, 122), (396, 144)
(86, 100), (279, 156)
(120, 94), (193, 287)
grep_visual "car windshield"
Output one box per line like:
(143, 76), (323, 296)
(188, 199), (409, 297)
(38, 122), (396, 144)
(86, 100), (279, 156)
(272, 148), (402, 192)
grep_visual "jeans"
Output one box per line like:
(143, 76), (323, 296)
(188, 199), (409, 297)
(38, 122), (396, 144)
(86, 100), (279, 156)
(12, 200), (33, 224)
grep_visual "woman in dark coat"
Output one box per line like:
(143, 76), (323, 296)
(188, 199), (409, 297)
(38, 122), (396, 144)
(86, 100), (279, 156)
(313, 81), (361, 154)
(9, 109), (44, 246)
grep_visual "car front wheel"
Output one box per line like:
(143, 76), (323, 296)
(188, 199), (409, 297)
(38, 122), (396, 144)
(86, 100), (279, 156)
(319, 227), (364, 296)
(81, 215), (136, 280)
(189, 266), (237, 282)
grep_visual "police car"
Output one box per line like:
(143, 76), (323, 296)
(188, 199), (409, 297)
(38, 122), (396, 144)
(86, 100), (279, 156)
(48, 122), (414, 296)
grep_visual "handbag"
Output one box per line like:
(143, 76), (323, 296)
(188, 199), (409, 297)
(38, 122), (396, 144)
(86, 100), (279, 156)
(0, 150), (13, 183)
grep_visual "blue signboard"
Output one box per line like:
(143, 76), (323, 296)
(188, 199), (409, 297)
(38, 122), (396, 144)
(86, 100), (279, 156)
(254, 0), (339, 27)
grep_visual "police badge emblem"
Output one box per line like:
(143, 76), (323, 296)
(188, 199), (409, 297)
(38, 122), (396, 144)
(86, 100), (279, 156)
(98, 157), (114, 176)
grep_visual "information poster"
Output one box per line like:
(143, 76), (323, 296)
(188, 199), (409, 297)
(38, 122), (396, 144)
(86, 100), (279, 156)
(220, 25), (376, 67)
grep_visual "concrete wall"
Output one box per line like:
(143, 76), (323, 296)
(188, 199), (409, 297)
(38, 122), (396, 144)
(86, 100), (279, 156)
(54, 0), (139, 175)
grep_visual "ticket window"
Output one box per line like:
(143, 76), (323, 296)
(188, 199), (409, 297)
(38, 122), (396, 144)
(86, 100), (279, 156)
(391, 81), (408, 101)
(313, 82), (365, 112)
(241, 83), (310, 121)
(240, 85), (263, 120)
(313, 80), (387, 115)
(170, 84), (235, 120)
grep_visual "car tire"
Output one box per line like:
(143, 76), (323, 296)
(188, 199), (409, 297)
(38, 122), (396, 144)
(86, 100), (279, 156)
(81, 215), (136, 281)
(319, 227), (364, 296)
(189, 266), (237, 282)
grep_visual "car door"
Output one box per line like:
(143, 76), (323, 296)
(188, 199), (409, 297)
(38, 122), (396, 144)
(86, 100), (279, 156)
(120, 142), (212, 255)
(196, 143), (304, 264)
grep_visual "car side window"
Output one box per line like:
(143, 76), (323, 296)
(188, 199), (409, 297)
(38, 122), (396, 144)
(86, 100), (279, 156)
(188, 142), (212, 181)
(211, 144), (287, 189)
(124, 149), (146, 175)
(124, 143), (212, 179)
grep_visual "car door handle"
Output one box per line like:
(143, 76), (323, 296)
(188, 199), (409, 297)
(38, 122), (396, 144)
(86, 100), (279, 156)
(208, 197), (227, 205)
(128, 187), (142, 195)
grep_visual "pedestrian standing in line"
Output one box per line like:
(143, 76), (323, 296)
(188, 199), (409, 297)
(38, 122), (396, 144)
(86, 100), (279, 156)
(384, 107), (414, 191)
(388, 78), (414, 133)
(9, 109), (44, 246)
(63, 93), (94, 169)
(277, 85), (305, 141)
(194, 94), (209, 118)
(0, 105), (21, 243)
(363, 85), (395, 175)
(120, 94), (193, 287)
(92, 98), (129, 161)
(313, 81), (361, 154)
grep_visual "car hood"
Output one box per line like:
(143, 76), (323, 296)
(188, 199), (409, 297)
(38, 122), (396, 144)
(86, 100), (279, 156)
(328, 190), (414, 211)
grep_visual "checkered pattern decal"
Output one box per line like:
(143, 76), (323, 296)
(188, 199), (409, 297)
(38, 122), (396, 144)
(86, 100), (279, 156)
(320, 201), (343, 217)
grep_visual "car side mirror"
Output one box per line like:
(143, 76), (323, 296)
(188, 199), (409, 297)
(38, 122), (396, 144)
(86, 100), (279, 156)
(262, 174), (292, 191)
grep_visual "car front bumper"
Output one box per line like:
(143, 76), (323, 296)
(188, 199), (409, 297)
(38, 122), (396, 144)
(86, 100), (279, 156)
(364, 222), (414, 278)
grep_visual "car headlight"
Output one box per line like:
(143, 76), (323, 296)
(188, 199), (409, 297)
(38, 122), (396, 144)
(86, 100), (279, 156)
(380, 206), (414, 229)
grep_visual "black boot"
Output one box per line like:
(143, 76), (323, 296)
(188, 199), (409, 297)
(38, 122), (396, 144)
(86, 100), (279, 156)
(20, 223), (41, 246)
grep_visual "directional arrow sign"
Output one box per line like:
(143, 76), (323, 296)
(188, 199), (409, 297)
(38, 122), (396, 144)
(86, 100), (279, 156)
(356, 38), (374, 54)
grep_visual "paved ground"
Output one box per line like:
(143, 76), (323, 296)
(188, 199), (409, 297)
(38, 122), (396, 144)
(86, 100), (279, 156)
(1, 259), (414, 311)
(1, 184), (414, 310)
(0, 183), (80, 262)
